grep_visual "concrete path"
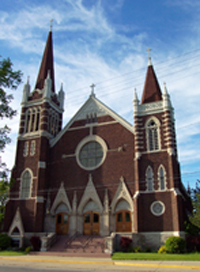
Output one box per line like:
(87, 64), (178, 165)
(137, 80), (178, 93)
(0, 255), (199, 271)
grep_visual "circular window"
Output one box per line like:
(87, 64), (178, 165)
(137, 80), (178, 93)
(150, 201), (165, 216)
(76, 135), (107, 170)
(79, 141), (103, 168)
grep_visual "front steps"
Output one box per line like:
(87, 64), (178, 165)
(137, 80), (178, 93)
(32, 234), (111, 257)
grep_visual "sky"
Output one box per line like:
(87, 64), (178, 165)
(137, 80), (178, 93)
(0, 0), (200, 189)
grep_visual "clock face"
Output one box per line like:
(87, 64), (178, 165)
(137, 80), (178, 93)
(151, 201), (165, 216)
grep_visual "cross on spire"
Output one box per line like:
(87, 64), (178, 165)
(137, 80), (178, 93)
(146, 48), (152, 66)
(90, 83), (96, 97)
(50, 19), (53, 32)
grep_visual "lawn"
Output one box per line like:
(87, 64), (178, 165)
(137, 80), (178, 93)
(0, 250), (25, 256)
(112, 252), (200, 261)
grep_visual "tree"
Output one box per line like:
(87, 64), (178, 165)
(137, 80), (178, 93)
(0, 57), (22, 226)
(189, 180), (200, 229)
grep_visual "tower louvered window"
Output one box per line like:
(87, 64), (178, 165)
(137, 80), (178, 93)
(147, 119), (159, 151)
(48, 109), (59, 136)
(25, 107), (40, 133)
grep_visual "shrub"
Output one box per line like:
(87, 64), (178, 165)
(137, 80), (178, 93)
(120, 236), (132, 252)
(132, 245), (142, 253)
(0, 233), (11, 250)
(25, 246), (32, 254)
(30, 236), (41, 251)
(165, 236), (186, 253)
(186, 235), (200, 252)
(158, 245), (167, 254)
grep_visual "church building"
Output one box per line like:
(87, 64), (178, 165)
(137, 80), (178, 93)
(4, 28), (191, 250)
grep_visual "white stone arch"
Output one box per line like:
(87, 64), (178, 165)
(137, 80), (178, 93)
(19, 168), (33, 199)
(110, 176), (133, 214)
(8, 208), (24, 248)
(50, 182), (72, 215)
(158, 164), (167, 190)
(77, 174), (103, 214)
(145, 116), (161, 151)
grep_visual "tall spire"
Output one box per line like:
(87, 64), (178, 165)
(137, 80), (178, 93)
(141, 50), (162, 104)
(35, 24), (55, 93)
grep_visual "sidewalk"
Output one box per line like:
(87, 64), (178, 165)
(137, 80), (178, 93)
(0, 255), (200, 271)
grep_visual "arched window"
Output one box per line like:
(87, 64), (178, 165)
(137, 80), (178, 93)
(158, 165), (166, 190)
(24, 107), (40, 133)
(48, 109), (59, 136)
(146, 166), (154, 191)
(146, 119), (160, 151)
(23, 141), (29, 157)
(30, 140), (36, 156)
(25, 109), (31, 133)
(35, 108), (40, 131)
(20, 170), (32, 198)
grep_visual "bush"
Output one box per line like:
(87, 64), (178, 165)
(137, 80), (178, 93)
(0, 233), (11, 250)
(165, 236), (186, 253)
(186, 235), (200, 252)
(132, 245), (142, 253)
(158, 245), (167, 254)
(120, 236), (132, 252)
(24, 246), (32, 254)
(30, 236), (41, 251)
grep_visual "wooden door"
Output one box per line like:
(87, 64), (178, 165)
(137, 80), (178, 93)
(83, 211), (100, 235)
(116, 210), (132, 232)
(56, 213), (69, 235)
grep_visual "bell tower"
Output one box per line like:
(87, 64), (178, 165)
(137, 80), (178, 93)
(4, 26), (65, 233)
(133, 51), (185, 238)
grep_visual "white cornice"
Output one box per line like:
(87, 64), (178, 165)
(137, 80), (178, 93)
(21, 97), (63, 114)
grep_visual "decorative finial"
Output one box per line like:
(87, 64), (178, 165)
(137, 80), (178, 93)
(90, 83), (96, 97)
(27, 76), (30, 84)
(146, 48), (152, 66)
(50, 19), (53, 32)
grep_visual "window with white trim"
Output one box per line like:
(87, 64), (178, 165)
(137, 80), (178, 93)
(25, 107), (40, 133)
(48, 109), (59, 136)
(147, 119), (160, 151)
(30, 140), (36, 156)
(146, 166), (154, 191)
(23, 141), (29, 157)
(20, 170), (32, 198)
(158, 165), (166, 190)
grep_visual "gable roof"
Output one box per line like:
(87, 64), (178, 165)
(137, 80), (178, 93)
(50, 94), (133, 147)
(141, 64), (162, 104)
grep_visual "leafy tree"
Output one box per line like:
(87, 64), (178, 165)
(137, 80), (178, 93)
(0, 57), (22, 226)
(189, 180), (200, 229)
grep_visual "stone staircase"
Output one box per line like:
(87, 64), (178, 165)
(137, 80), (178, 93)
(40, 234), (111, 257)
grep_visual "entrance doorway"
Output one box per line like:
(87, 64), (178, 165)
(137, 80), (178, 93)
(116, 210), (132, 232)
(83, 211), (100, 235)
(56, 212), (69, 235)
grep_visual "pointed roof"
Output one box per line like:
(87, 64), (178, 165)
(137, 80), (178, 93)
(141, 64), (162, 104)
(35, 30), (55, 93)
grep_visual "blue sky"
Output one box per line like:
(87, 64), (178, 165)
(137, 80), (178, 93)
(1, 0), (200, 188)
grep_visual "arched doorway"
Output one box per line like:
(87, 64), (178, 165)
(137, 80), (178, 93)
(116, 210), (132, 232)
(56, 212), (69, 235)
(83, 211), (100, 235)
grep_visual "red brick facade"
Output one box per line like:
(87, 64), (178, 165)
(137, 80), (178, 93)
(4, 30), (192, 249)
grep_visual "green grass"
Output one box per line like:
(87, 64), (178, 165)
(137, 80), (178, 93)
(112, 252), (200, 261)
(0, 250), (26, 256)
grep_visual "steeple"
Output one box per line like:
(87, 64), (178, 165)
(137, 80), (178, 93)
(141, 51), (162, 104)
(35, 27), (55, 93)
